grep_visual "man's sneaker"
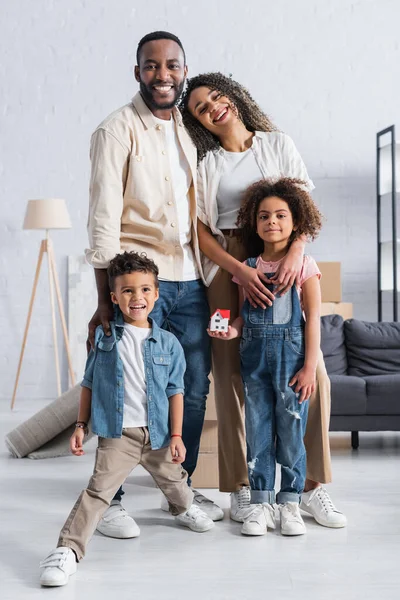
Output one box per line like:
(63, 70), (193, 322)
(230, 486), (251, 522)
(40, 547), (77, 587)
(300, 486), (347, 528)
(175, 505), (214, 532)
(161, 490), (224, 521)
(192, 490), (224, 521)
(96, 500), (140, 539)
(279, 502), (306, 536)
(241, 503), (276, 536)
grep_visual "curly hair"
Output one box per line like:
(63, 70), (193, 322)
(179, 72), (277, 163)
(107, 251), (159, 291)
(236, 178), (323, 258)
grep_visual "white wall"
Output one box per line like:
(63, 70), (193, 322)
(1, 0), (399, 400)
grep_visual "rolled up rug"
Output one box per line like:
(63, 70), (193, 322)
(5, 384), (94, 459)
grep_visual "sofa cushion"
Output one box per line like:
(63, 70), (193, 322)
(329, 374), (367, 415)
(345, 319), (400, 377)
(320, 315), (347, 375)
(365, 374), (400, 415)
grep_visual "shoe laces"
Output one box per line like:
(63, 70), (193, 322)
(246, 504), (264, 522)
(314, 487), (337, 513)
(281, 502), (302, 522)
(245, 503), (276, 528)
(236, 486), (251, 509)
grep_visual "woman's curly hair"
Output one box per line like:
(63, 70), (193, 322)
(236, 178), (323, 258)
(179, 72), (277, 163)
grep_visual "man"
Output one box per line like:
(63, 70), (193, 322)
(86, 31), (223, 538)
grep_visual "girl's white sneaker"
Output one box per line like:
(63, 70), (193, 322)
(40, 547), (77, 587)
(279, 502), (306, 536)
(241, 503), (276, 536)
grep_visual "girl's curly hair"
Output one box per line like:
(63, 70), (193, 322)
(236, 178), (323, 258)
(179, 72), (277, 163)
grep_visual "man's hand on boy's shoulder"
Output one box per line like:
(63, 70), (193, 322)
(70, 428), (85, 456)
(170, 436), (186, 464)
(87, 302), (114, 351)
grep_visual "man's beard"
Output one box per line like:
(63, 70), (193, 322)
(139, 79), (185, 110)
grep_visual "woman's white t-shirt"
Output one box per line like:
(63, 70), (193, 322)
(216, 146), (263, 229)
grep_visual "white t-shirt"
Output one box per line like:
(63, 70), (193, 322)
(118, 323), (152, 428)
(154, 116), (199, 281)
(217, 146), (264, 229)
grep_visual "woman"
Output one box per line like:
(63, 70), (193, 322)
(180, 73), (346, 528)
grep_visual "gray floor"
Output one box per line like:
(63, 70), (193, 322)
(1, 400), (400, 600)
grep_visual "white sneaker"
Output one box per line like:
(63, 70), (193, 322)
(40, 547), (77, 587)
(300, 486), (347, 528)
(241, 503), (276, 536)
(175, 505), (214, 532)
(192, 490), (224, 521)
(230, 486), (251, 522)
(96, 500), (140, 539)
(161, 490), (224, 521)
(279, 502), (306, 536)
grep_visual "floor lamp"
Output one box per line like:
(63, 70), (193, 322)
(11, 199), (76, 409)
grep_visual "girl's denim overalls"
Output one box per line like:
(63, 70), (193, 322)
(240, 257), (309, 505)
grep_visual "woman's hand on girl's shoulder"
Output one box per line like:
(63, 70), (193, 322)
(234, 264), (274, 309)
(270, 239), (305, 295)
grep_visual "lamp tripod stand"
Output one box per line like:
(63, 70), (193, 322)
(11, 230), (76, 409)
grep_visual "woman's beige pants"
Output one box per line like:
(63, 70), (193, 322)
(206, 234), (332, 492)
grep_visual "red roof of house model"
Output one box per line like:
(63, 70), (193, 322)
(211, 309), (231, 319)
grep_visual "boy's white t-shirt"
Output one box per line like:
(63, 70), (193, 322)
(118, 323), (152, 428)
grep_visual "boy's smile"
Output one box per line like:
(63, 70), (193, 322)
(110, 271), (159, 327)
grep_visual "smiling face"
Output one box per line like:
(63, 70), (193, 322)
(134, 39), (187, 112)
(256, 196), (296, 247)
(187, 86), (239, 135)
(111, 271), (159, 327)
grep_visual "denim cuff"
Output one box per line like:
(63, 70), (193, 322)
(251, 490), (276, 504)
(276, 491), (300, 504)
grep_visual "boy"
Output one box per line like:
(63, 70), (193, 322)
(40, 251), (213, 588)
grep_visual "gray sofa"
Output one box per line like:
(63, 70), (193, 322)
(320, 315), (400, 448)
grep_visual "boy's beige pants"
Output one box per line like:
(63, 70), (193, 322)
(57, 427), (193, 560)
(207, 234), (332, 493)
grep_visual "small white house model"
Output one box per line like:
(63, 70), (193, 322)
(209, 309), (231, 333)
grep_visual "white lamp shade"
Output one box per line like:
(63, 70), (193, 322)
(23, 198), (72, 230)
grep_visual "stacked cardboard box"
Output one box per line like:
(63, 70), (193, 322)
(191, 375), (219, 489)
(318, 262), (353, 319)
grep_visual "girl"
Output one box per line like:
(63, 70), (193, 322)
(208, 177), (322, 536)
(180, 73), (346, 530)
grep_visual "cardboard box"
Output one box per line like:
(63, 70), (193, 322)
(321, 302), (353, 320)
(317, 262), (342, 303)
(199, 420), (218, 453)
(205, 374), (217, 420)
(191, 452), (219, 488)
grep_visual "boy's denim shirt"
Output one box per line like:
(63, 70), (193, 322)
(81, 308), (186, 450)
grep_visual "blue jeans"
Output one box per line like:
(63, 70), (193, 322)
(241, 329), (309, 505)
(114, 279), (211, 500)
(240, 260), (309, 506)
